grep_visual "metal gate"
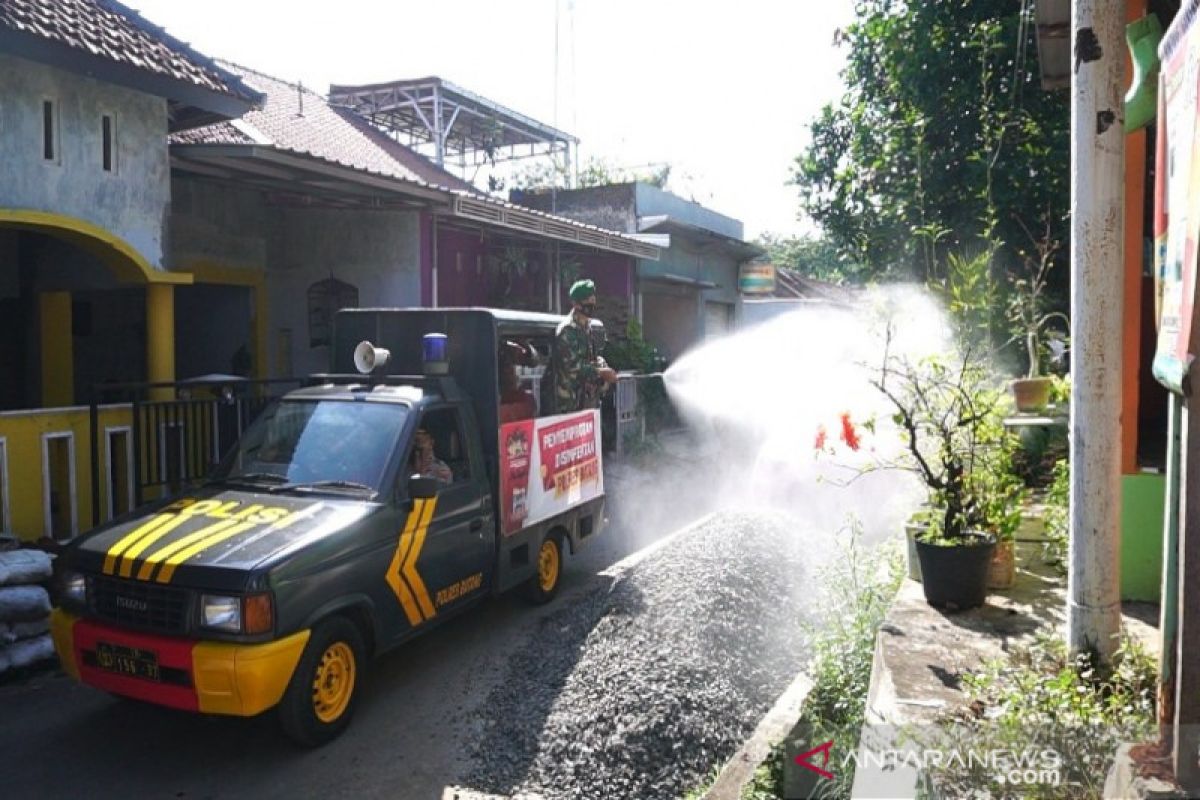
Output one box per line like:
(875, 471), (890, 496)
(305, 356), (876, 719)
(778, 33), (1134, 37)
(88, 377), (300, 526)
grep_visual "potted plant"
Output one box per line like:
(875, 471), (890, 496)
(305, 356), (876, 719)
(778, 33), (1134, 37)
(872, 347), (1024, 608)
(1006, 222), (1069, 412)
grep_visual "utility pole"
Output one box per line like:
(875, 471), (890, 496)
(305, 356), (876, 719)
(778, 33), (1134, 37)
(1067, 0), (1124, 663)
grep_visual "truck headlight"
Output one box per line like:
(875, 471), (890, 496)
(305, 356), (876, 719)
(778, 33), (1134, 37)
(200, 593), (274, 634)
(201, 594), (241, 632)
(61, 571), (87, 607)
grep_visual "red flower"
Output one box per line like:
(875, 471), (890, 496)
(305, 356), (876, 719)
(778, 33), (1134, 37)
(839, 412), (861, 451)
(814, 424), (828, 451)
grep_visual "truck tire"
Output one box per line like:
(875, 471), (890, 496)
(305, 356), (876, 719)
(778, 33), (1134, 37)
(522, 533), (563, 605)
(278, 616), (365, 747)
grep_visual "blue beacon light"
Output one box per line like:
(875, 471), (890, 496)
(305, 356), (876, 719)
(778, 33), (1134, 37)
(422, 333), (449, 375)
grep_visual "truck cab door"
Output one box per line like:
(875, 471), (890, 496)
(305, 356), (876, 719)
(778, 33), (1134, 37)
(385, 405), (492, 634)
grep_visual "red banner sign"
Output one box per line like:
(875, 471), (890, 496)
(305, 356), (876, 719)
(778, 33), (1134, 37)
(499, 410), (602, 536)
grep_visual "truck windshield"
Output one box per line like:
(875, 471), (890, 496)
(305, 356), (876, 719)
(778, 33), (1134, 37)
(214, 400), (408, 494)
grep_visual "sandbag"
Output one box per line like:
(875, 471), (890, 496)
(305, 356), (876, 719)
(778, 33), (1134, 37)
(2, 633), (54, 669)
(11, 619), (49, 640)
(0, 550), (52, 586)
(0, 586), (51, 623)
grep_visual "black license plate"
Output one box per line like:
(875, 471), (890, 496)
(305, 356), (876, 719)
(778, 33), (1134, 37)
(95, 641), (160, 681)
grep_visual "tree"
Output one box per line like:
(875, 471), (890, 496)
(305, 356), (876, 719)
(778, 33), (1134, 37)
(507, 156), (671, 194)
(792, 1), (1069, 291)
(755, 232), (869, 285)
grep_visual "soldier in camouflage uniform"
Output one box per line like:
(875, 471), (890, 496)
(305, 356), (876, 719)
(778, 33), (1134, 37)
(542, 279), (617, 415)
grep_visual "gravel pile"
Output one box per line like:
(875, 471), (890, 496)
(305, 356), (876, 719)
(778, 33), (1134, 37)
(464, 510), (813, 800)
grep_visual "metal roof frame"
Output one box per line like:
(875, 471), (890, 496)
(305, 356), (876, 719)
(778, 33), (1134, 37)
(328, 76), (577, 168)
(451, 195), (660, 260)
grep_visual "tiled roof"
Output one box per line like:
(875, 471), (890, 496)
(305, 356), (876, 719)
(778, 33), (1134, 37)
(0, 0), (257, 102)
(170, 64), (660, 259)
(172, 63), (477, 193)
(170, 120), (255, 146)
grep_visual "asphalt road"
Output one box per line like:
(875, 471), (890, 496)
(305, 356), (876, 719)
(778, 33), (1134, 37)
(0, 455), (717, 800)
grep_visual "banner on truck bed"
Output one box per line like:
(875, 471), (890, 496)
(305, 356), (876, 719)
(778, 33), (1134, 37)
(499, 409), (602, 536)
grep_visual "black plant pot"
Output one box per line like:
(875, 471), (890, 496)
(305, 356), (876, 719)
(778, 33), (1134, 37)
(915, 532), (996, 610)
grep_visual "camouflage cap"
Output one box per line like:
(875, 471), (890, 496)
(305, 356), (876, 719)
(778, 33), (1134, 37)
(569, 279), (596, 303)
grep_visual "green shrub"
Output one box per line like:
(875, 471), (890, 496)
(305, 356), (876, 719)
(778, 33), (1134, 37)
(603, 318), (663, 373)
(925, 633), (1156, 799)
(1042, 458), (1069, 574)
(742, 522), (903, 800)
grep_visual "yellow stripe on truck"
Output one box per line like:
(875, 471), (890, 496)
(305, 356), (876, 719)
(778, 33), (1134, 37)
(386, 499), (426, 626)
(135, 518), (241, 582)
(403, 498), (439, 620)
(192, 629), (311, 716)
(103, 514), (173, 575)
(154, 521), (259, 584)
(117, 514), (190, 578)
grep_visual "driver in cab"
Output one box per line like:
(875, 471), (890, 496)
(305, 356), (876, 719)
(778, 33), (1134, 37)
(409, 428), (452, 485)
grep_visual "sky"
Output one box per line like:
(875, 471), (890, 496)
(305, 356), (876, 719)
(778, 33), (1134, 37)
(128, 0), (855, 239)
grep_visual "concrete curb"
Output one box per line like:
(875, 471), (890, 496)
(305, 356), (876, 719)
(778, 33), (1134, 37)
(701, 669), (815, 800)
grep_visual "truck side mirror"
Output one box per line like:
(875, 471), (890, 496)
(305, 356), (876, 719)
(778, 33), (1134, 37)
(407, 476), (438, 500)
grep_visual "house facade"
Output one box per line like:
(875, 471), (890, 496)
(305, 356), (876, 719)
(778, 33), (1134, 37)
(513, 183), (762, 361)
(0, 0), (658, 543)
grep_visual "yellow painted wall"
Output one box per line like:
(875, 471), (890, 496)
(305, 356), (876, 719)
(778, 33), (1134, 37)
(39, 292), (73, 406)
(0, 405), (132, 541)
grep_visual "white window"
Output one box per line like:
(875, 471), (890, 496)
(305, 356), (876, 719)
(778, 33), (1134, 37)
(42, 431), (77, 540)
(105, 426), (133, 521)
(0, 437), (10, 534)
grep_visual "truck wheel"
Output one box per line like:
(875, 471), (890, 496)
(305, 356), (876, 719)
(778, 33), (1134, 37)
(278, 616), (365, 747)
(523, 534), (563, 605)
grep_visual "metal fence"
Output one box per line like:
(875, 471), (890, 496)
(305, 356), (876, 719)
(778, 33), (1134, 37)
(609, 372), (681, 455)
(88, 377), (300, 526)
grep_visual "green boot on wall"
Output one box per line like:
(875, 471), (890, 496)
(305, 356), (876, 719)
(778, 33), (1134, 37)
(1125, 13), (1163, 134)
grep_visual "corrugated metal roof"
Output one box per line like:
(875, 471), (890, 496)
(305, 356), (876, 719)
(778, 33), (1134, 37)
(771, 268), (857, 304)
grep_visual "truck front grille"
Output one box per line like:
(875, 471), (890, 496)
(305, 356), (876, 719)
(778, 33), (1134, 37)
(88, 575), (190, 634)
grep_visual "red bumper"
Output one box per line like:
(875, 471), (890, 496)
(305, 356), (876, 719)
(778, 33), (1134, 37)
(51, 610), (309, 716)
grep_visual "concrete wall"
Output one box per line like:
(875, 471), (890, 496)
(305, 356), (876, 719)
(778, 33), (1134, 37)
(637, 229), (742, 356)
(169, 177), (268, 268)
(511, 181), (746, 352)
(510, 184), (637, 234)
(640, 235), (742, 307)
(634, 183), (743, 240)
(267, 206), (421, 377)
(642, 287), (699, 361)
(168, 178), (422, 378)
(0, 54), (169, 266)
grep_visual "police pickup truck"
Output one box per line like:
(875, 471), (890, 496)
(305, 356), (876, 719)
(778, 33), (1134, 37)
(51, 308), (605, 745)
